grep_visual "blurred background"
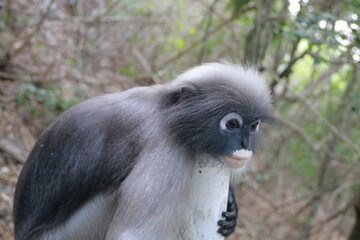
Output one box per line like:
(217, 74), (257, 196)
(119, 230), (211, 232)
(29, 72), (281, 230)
(0, 0), (359, 239)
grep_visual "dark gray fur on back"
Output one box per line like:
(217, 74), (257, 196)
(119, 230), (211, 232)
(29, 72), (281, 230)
(13, 62), (273, 240)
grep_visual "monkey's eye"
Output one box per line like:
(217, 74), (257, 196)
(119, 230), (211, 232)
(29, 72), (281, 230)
(250, 120), (261, 132)
(226, 119), (240, 129)
(220, 113), (243, 131)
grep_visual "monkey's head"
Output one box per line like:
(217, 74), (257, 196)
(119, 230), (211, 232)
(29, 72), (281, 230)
(162, 63), (273, 169)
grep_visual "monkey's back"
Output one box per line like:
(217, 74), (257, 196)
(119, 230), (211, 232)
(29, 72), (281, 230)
(13, 86), (162, 240)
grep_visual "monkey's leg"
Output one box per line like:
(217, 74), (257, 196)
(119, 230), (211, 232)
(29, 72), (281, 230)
(217, 186), (238, 237)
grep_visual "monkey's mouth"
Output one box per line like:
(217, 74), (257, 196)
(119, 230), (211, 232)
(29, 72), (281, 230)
(220, 149), (253, 168)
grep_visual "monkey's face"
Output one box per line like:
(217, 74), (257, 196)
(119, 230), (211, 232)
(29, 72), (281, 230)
(216, 112), (261, 168)
(162, 82), (272, 169)
(177, 108), (264, 169)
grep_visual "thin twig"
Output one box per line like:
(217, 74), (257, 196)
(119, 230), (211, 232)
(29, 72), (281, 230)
(132, 47), (162, 84)
(157, 6), (256, 71)
(269, 69), (360, 157)
(311, 196), (356, 234)
(13, 0), (56, 57)
(49, 16), (161, 24)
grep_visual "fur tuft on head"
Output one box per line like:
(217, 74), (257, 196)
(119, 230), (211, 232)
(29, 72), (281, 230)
(172, 62), (272, 109)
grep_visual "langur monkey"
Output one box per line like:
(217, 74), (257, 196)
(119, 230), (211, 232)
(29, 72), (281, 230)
(13, 62), (273, 240)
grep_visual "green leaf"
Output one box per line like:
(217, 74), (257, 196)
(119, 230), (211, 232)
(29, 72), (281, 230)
(136, 7), (145, 15)
(119, 66), (137, 77)
(66, 59), (77, 67)
(188, 27), (197, 34)
(227, 0), (251, 14)
(174, 38), (185, 50)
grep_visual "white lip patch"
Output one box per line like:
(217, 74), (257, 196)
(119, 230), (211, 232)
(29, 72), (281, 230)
(220, 149), (253, 168)
(231, 149), (253, 160)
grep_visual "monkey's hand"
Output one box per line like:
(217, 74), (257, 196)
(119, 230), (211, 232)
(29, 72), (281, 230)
(217, 186), (238, 237)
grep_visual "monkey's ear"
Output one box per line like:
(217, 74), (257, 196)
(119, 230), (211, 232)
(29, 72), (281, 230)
(163, 83), (199, 106)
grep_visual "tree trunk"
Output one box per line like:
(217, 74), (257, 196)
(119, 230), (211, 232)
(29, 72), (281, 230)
(348, 192), (360, 240)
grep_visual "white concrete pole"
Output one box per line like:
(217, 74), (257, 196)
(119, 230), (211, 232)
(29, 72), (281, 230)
(191, 161), (230, 240)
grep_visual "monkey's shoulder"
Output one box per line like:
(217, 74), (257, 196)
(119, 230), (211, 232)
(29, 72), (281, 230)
(62, 86), (162, 124)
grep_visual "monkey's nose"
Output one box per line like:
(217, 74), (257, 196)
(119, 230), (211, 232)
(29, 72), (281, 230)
(240, 140), (248, 149)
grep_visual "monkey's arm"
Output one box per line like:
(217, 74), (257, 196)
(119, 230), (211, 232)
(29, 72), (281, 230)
(217, 185), (238, 237)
